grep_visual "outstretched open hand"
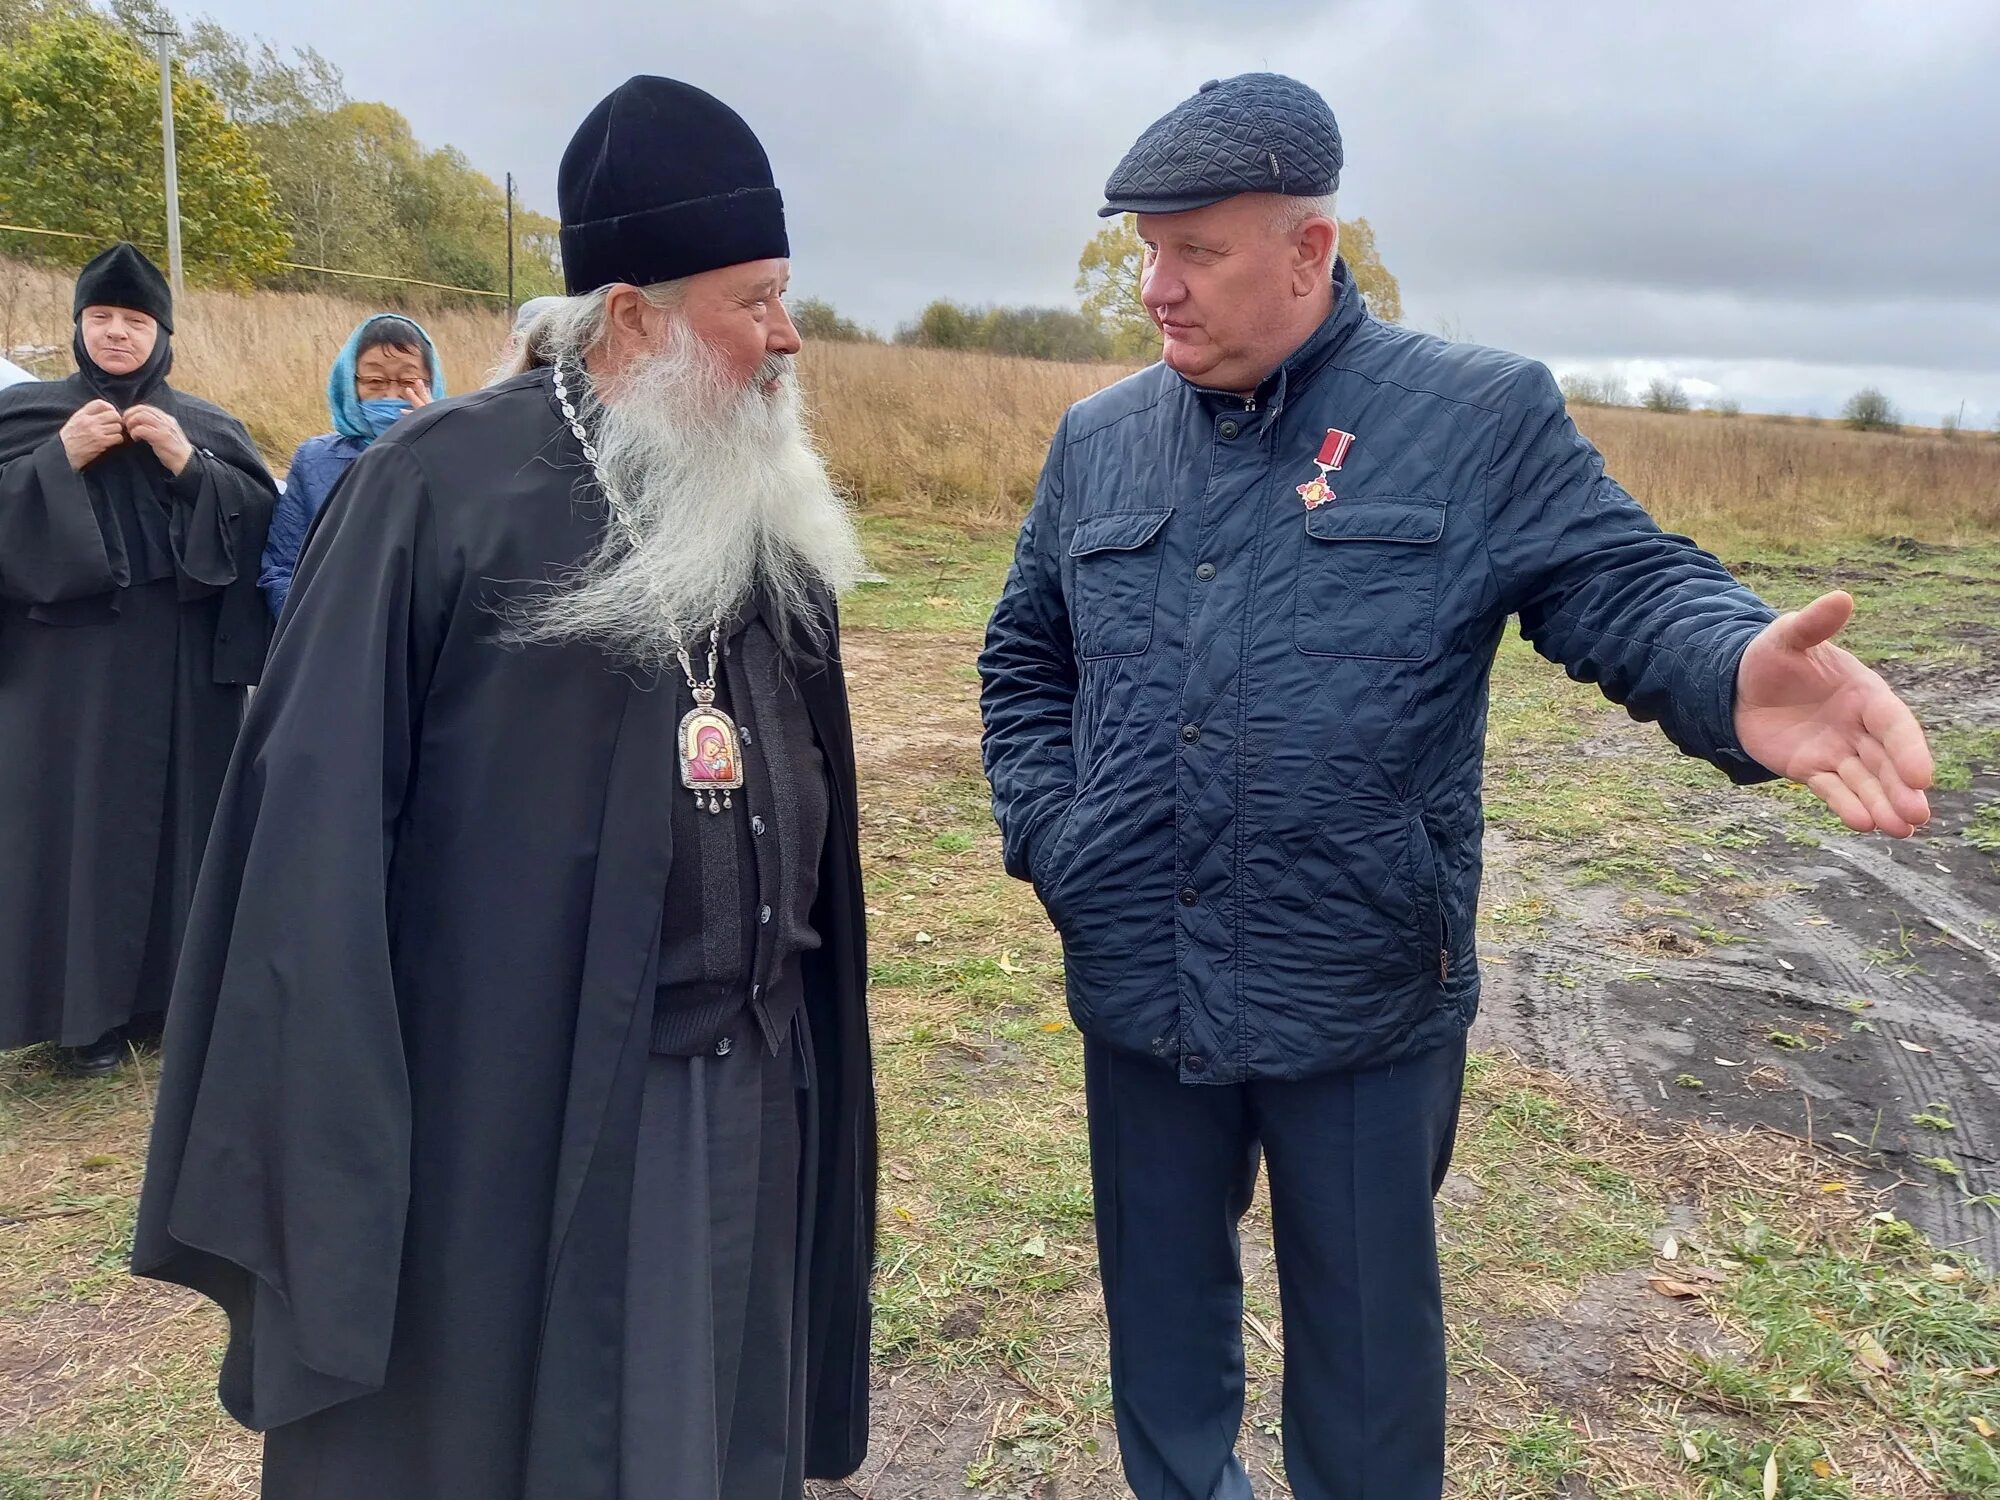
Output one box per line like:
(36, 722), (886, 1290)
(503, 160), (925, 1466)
(1734, 592), (1932, 838)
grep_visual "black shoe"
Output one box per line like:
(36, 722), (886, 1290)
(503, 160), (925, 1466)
(124, 1011), (166, 1050)
(66, 1028), (127, 1077)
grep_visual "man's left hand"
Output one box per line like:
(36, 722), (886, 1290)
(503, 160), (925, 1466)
(123, 405), (194, 476)
(1735, 591), (1932, 837)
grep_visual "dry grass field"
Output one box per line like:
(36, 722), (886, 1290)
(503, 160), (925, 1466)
(6, 258), (1997, 546)
(0, 258), (1122, 527)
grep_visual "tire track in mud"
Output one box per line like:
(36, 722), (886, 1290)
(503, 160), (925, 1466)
(1754, 870), (1999, 1256)
(1504, 908), (1654, 1110)
(1483, 812), (2000, 1264)
(1818, 835), (2000, 980)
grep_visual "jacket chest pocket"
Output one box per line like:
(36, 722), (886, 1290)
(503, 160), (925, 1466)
(1295, 497), (1446, 662)
(1067, 508), (1172, 660)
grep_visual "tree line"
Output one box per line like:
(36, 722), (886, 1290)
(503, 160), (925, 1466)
(3, 2), (1412, 362)
(0, 0), (562, 300)
(807, 214), (1406, 365)
(794, 295), (1117, 363)
(1561, 371), (1997, 437)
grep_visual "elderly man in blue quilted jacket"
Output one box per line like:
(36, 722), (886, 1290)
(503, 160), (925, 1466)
(980, 74), (1932, 1500)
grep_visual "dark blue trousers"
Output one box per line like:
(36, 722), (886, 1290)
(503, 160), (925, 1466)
(1084, 1035), (1467, 1500)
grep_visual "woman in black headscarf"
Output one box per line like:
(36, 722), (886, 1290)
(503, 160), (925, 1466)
(0, 243), (276, 1074)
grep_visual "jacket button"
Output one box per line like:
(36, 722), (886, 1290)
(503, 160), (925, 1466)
(1180, 723), (1201, 744)
(715, 1036), (733, 1057)
(751, 815), (767, 835)
(1179, 887), (1199, 906)
(1195, 562), (1216, 582)
(1218, 419), (1240, 439)
(1186, 1055), (1208, 1074)
(758, 904), (772, 925)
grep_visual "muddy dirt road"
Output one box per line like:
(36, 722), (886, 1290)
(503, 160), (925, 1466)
(1478, 705), (2000, 1265)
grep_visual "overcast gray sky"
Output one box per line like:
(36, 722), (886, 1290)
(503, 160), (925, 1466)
(183, 0), (1999, 421)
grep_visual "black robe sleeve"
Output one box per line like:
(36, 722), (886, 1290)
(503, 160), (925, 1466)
(133, 442), (449, 1430)
(165, 393), (280, 682)
(165, 447), (267, 592)
(0, 433), (119, 603)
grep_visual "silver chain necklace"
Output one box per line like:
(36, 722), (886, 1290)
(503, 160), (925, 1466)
(552, 361), (744, 814)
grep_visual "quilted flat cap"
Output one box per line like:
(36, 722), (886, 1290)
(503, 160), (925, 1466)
(1100, 72), (1342, 217)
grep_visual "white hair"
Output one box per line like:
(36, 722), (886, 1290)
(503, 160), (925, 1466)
(496, 286), (864, 665)
(485, 282), (686, 386)
(1269, 192), (1339, 232)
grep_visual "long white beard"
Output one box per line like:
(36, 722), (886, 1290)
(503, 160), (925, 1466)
(503, 321), (863, 666)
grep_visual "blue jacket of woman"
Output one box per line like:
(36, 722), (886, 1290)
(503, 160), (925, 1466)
(258, 314), (444, 618)
(258, 433), (368, 617)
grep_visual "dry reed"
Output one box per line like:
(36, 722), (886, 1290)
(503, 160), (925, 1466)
(1, 257), (514, 460)
(1572, 403), (2000, 550)
(6, 258), (1995, 546)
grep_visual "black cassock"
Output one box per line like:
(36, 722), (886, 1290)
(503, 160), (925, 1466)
(0, 372), (274, 1049)
(132, 370), (876, 1497)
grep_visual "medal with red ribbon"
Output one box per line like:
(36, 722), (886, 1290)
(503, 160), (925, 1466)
(1296, 427), (1356, 510)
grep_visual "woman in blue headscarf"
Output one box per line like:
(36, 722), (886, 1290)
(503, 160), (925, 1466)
(258, 313), (445, 617)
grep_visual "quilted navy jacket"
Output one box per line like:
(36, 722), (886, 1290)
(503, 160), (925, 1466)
(980, 261), (1778, 1084)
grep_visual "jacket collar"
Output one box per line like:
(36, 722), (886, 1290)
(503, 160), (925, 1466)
(1184, 257), (1366, 416)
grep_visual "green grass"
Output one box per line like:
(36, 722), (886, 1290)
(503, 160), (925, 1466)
(843, 516), (1017, 635)
(842, 523), (2000, 903)
(0, 1346), (224, 1498)
(1674, 1431), (1855, 1499)
(1682, 1217), (2000, 1493)
(1727, 542), (2000, 666)
(1933, 725), (2000, 794)
(1966, 802), (2000, 854)
(1441, 1072), (1658, 1305)
(1449, 1411), (1591, 1496)
(1483, 541), (2000, 896)
(1483, 630), (1775, 895)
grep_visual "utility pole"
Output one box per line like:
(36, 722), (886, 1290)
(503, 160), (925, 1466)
(505, 172), (516, 307)
(143, 26), (185, 298)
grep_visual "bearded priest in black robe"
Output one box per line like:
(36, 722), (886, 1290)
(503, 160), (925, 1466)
(134, 78), (877, 1499)
(0, 243), (274, 1074)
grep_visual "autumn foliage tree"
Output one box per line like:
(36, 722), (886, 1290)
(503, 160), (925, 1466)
(790, 297), (878, 343)
(896, 299), (1109, 362)
(0, 0), (560, 299)
(0, 12), (289, 284)
(1336, 216), (1401, 323)
(1076, 216), (1159, 361)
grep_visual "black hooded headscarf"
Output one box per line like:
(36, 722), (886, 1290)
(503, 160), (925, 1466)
(0, 243), (233, 583)
(71, 240), (178, 412)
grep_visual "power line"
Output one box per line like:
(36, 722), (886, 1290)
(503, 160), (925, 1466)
(0, 222), (511, 301)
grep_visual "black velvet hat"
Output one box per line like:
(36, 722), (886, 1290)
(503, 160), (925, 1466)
(558, 76), (789, 295)
(72, 242), (174, 333)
